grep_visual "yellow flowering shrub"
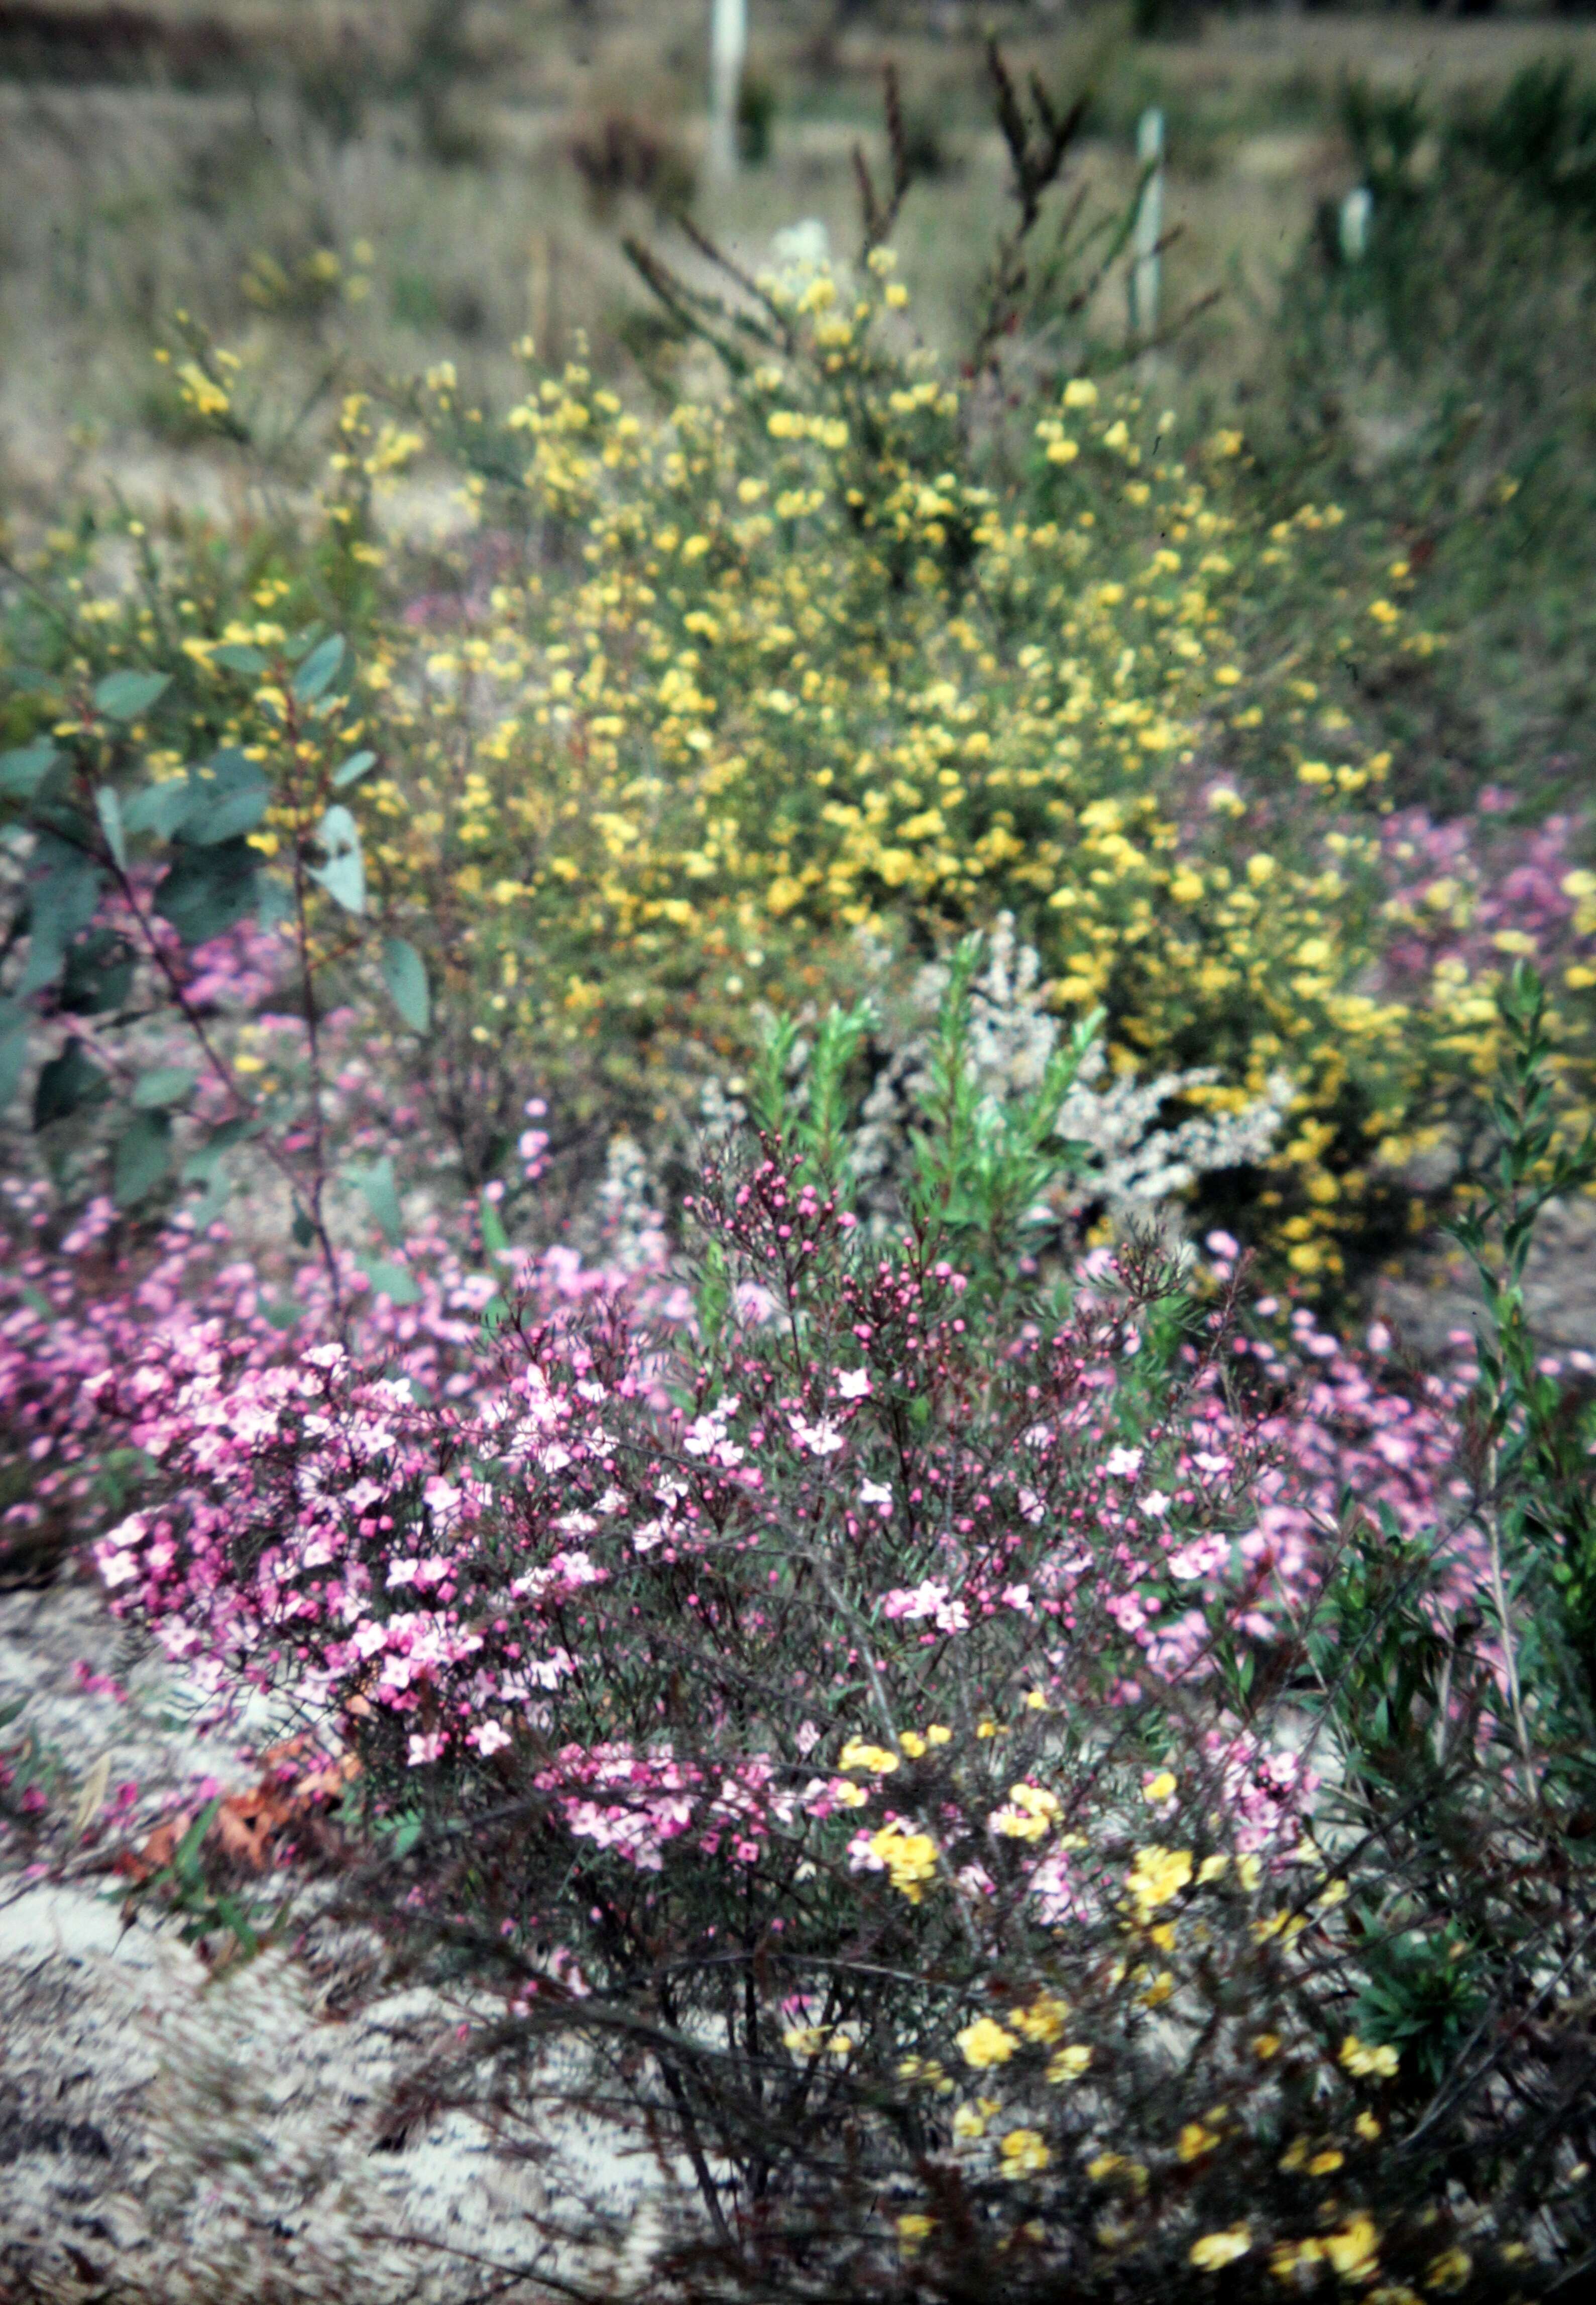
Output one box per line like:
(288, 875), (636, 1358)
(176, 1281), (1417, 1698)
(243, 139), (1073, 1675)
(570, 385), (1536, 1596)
(5, 249), (1590, 1285)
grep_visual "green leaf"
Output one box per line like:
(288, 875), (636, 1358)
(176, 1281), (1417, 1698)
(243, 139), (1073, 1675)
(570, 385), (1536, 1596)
(292, 1208), (315, 1249)
(352, 1155), (405, 1246)
(307, 804), (364, 915)
(113, 1111), (172, 1206)
(171, 1798), (222, 1879)
(155, 840), (260, 946)
(123, 777), (197, 840)
(184, 1161), (233, 1230)
(292, 634), (346, 704)
(332, 749), (377, 790)
(182, 750), (270, 847)
(93, 670), (170, 723)
(0, 742), (58, 798)
(61, 930), (134, 1017)
(33, 1041), (107, 1130)
(0, 1006), (27, 1115)
(380, 936), (430, 1032)
(480, 1198), (510, 1256)
(210, 643), (269, 677)
(95, 785), (127, 871)
(134, 1067), (196, 1111)
(20, 846), (103, 996)
(200, 1114), (263, 1155)
(361, 1258), (422, 1307)
(264, 1299), (302, 1330)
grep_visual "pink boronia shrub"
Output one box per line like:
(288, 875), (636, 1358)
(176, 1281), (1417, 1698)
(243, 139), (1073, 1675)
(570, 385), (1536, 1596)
(69, 1120), (1593, 2302)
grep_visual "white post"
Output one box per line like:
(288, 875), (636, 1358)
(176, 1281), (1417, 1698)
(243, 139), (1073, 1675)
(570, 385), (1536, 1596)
(1130, 106), (1164, 343)
(1339, 186), (1373, 264)
(710, 0), (747, 181)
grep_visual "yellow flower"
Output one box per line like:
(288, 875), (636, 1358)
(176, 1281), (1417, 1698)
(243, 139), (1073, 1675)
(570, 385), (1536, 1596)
(999, 2128), (1051, 2176)
(867, 1821), (939, 1902)
(839, 1739), (899, 1775)
(1178, 2122), (1220, 2162)
(956, 2017), (1019, 2069)
(1251, 2032), (1282, 2059)
(991, 1781), (1061, 1840)
(1322, 2213), (1380, 2279)
(1339, 2034), (1399, 2079)
(1125, 1845), (1194, 1921)
(1046, 2043), (1093, 2083)
(783, 2024), (854, 2058)
(1424, 2248), (1470, 2293)
(1189, 2226), (1251, 2271)
(1009, 1995), (1069, 2043)
(1142, 1770), (1178, 1804)
(898, 1730), (927, 1759)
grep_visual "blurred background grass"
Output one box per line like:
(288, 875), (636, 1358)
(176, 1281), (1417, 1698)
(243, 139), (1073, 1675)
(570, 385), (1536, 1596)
(3, 3), (1592, 480)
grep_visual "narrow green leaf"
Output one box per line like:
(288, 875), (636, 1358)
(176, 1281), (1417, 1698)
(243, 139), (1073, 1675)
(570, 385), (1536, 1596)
(95, 786), (127, 871)
(380, 936), (430, 1032)
(480, 1198), (510, 1256)
(332, 749), (377, 790)
(93, 670), (170, 723)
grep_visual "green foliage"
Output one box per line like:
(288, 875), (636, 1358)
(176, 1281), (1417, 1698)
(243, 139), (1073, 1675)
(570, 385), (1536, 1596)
(1264, 63), (1596, 802)
(1449, 965), (1596, 1700)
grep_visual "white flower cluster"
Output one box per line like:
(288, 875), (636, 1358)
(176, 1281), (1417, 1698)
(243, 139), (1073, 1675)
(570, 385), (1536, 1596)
(594, 1130), (667, 1272)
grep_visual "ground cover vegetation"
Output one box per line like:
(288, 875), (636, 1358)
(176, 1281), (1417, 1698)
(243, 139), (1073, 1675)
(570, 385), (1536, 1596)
(4, 8), (1596, 2301)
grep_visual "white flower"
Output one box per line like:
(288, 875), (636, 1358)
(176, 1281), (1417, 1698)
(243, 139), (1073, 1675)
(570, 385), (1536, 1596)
(1105, 1446), (1144, 1480)
(836, 1368), (872, 1400)
(790, 1415), (845, 1457)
